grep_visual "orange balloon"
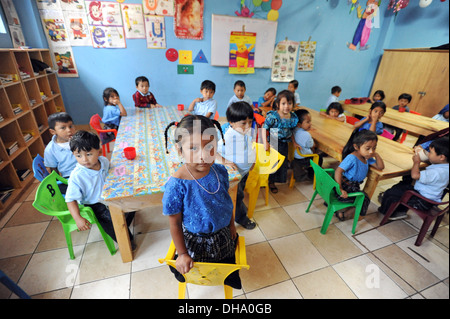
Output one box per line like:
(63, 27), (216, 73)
(271, 0), (282, 10)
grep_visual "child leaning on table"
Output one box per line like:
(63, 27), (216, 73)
(188, 80), (217, 119)
(353, 101), (386, 135)
(132, 76), (162, 108)
(162, 115), (242, 289)
(101, 87), (127, 144)
(65, 130), (136, 248)
(320, 102), (346, 122)
(258, 87), (277, 110)
(378, 136), (449, 221)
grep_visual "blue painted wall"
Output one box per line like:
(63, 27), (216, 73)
(8, 0), (450, 124)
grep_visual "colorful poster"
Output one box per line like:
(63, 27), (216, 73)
(64, 11), (91, 46)
(53, 46), (78, 77)
(36, 0), (61, 11)
(85, 1), (123, 26)
(121, 3), (146, 39)
(142, 0), (174, 16)
(174, 0), (203, 40)
(59, 0), (85, 12)
(40, 9), (70, 48)
(271, 40), (299, 82)
(297, 40), (316, 72)
(143, 15), (166, 49)
(229, 31), (256, 74)
(90, 26), (126, 48)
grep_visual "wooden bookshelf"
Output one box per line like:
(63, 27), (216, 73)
(0, 48), (65, 218)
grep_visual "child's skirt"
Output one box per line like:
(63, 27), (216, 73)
(336, 176), (370, 216)
(269, 140), (289, 184)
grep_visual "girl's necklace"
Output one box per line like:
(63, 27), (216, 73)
(184, 164), (221, 195)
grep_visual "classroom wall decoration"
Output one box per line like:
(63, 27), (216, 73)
(85, 1), (123, 26)
(174, 0), (204, 40)
(36, 0), (61, 11)
(66, 13), (91, 46)
(53, 45), (79, 77)
(165, 48), (178, 62)
(143, 0), (175, 16)
(91, 25), (126, 48)
(121, 3), (146, 39)
(229, 31), (256, 74)
(179, 50), (192, 64)
(40, 10), (70, 46)
(1, 0), (26, 48)
(347, 0), (380, 51)
(235, 0), (283, 21)
(270, 39), (298, 81)
(297, 40), (316, 72)
(144, 14), (166, 48)
(177, 64), (194, 74)
(193, 49), (208, 63)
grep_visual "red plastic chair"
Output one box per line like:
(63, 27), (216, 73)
(89, 114), (117, 154)
(346, 115), (359, 125)
(214, 111), (219, 121)
(379, 189), (449, 246)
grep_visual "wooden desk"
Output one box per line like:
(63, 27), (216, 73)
(341, 102), (448, 137)
(101, 106), (240, 263)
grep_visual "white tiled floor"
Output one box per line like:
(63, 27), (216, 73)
(0, 140), (448, 299)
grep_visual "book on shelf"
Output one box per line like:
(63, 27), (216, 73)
(0, 186), (14, 204)
(5, 141), (19, 155)
(0, 113), (4, 122)
(38, 124), (44, 132)
(16, 168), (31, 181)
(23, 133), (33, 142)
(0, 73), (19, 83)
(12, 104), (23, 115)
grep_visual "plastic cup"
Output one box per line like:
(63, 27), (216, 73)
(398, 107), (406, 113)
(124, 147), (136, 160)
(177, 104), (184, 111)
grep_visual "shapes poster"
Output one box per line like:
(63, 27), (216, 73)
(144, 15), (166, 49)
(229, 31), (256, 74)
(143, 0), (175, 16)
(85, 1), (123, 27)
(297, 40), (316, 72)
(53, 46), (79, 77)
(90, 26), (126, 48)
(271, 40), (298, 82)
(174, 0), (203, 40)
(121, 3), (146, 39)
(178, 50), (192, 64)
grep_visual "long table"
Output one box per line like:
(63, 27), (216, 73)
(341, 102), (448, 137)
(101, 106), (240, 263)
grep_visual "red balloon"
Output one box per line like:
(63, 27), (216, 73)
(271, 0), (282, 10)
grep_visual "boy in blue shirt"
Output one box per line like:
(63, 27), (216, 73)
(65, 130), (135, 247)
(227, 80), (253, 108)
(378, 136), (449, 220)
(188, 80), (217, 119)
(44, 112), (77, 180)
(257, 87), (276, 110)
(288, 80), (301, 107)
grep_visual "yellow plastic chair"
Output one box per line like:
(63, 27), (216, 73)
(289, 148), (320, 189)
(244, 143), (285, 218)
(158, 236), (249, 299)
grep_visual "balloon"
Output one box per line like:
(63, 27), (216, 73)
(261, 1), (271, 11)
(419, 0), (433, 7)
(267, 9), (279, 21)
(253, 0), (263, 6)
(271, 0), (282, 10)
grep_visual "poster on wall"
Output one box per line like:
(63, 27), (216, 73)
(64, 11), (91, 46)
(60, 0), (85, 12)
(142, 0), (174, 16)
(297, 40), (316, 72)
(271, 39), (298, 82)
(1, 0), (26, 48)
(90, 25), (126, 48)
(36, 0), (61, 11)
(229, 31), (256, 74)
(53, 45), (79, 77)
(144, 15), (166, 48)
(39, 9), (70, 48)
(174, 0), (203, 40)
(121, 3), (146, 39)
(85, 1), (123, 27)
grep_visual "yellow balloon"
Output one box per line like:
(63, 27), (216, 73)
(267, 9), (279, 21)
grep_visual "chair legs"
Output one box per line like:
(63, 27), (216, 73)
(0, 270), (31, 299)
(178, 282), (187, 299)
(224, 285), (233, 299)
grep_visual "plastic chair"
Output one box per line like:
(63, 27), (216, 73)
(32, 171), (116, 260)
(0, 270), (30, 299)
(214, 111), (219, 121)
(244, 143), (285, 218)
(306, 160), (366, 234)
(346, 115), (360, 125)
(379, 189), (449, 246)
(32, 154), (48, 182)
(158, 236), (249, 299)
(89, 114), (117, 154)
(289, 148), (320, 189)
(380, 129), (395, 140)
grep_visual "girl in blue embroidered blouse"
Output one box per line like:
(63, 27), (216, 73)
(162, 115), (242, 289)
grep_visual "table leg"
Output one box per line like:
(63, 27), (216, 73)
(109, 204), (133, 263)
(363, 171), (381, 199)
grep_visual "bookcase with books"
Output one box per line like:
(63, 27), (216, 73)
(0, 48), (66, 218)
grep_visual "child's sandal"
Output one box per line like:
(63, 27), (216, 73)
(269, 183), (278, 194)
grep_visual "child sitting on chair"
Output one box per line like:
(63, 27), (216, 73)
(227, 80), (253, 108)
(101, 87), (127, 144)
(353, 101), (386, 135)
(320, 102), (346, 122)
(188, 80), (217, 119)
(132, 76), (162, 108)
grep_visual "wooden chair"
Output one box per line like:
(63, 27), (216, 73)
(89, 114), (117, 154)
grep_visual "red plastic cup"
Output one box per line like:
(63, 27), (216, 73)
(177, 104), (184, 111)
(398, 107), (406, 113)
(124, 147), (136, 160)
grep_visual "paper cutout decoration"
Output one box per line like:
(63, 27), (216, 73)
(179, 50), (193, 64)
(271, 39), (298, 82)
(144, 15), (166, 49)
(419, 0), (432, 7)
(229, 31), (256, 74)
(298, 40), (316, 72)
(347, 0), (379, 51)
(174, 0), (204, 40)
(193, 49), (208, 63)
(166, 48), (179, 62)
(143, 0), (175, 16)
(388, 0), (410, 18)
(177, 65), (194, 74)
(121, 3), (146, 39)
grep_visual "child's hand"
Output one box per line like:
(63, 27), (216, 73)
(75, 216), (91, 231)
(412, 152), (421, 164)
(176, 253), (193, 274)
(230, 223), (237, 240)
(223, 160), (238, 171)
(195, 97), (203, 103)
(340, 189), (348, 199)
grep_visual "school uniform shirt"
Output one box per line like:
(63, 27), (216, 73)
(293, 127), (313, 159)
(65, 156), (109, 205)
(414, 163), (449, 203)
(217, 127), (256, 176)
(227, 94), (253, 108)
(325, 94), (339, 108)
(357, 117), (384, 135)
(294, 92), (301, 105)
(432, 113), (449, 122)
(192, 98), (217, 118)
(339, 154), (376, 183)
(102, 104), (121, 127)
(44, 135), (77, 178)
(132, 90), (157, 108)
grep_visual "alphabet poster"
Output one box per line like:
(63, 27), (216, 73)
(91, 26), (126, 48)
(121, 3), (146, 39)
(143, 0), (174, 16)
(65, 12), (91, 46)
(85, 1), (123, 27)
(144, 15), (166, 49)
(271, 40), (298, 82)
(229, 31), (256, 74)
(174, 0), (203, 40)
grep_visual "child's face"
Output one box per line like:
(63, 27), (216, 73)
(230, 118), (253, 135)
(136, 81), (150, 95)
(50, 121), (76, 143)
(106, 92), (120, 105)
(328, 109), (340, 118)
(178, 132), (216, 173)
(355, 140), (377, 160)
(373, 93), (382, 101)
(263, 91), (275, 101)
(287, 83), (296, 93)
(427, 147), (447, 164)
(299, 114), (312, 131)
(201, 88), (215, 101)
(398, 98), (409, 108)
(73, 148), (101, 170)
(334, 91), (341, 97)
(234, 85), (246, 99)
(444, 111), (449, 119)
(277, 97), (293, 116)
(371, 106), (385, 120)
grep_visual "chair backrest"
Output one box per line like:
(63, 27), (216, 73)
(253, 143), (285, 175)
(32, 171), (69, 217)
(89, 114), (103, 132)
(381, 129), (395, 140)
(32, 154), (48, 182)
(346, 116), (359, 125)
(310, 160), (340, 203)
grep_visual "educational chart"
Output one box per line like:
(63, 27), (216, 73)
(143, 15), (166, 49)
(174, 0), (204, 40)
(271, 39), (298, 82)
(142, 0), (175, 16)
(53, 45), (79, 77)
(121, 3), (146, 39)
(39, 9), (70, 47)
(85, 1), (123, 26)
(229, 31), (256, 74)
(65, 12), (91, 46)
(91, 26), (126, 48)
(297, 40), (316, 72)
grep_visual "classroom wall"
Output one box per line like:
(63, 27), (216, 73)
(8, 0), (450, 125)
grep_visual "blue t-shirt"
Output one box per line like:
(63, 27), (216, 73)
(193, 98), (217, 118)
(293, 127), (313, 159)
(227, 94), (253, 108)
(339, 154), (376, 183)
(162, 164), (234, 234)
(414, 163), (449, 203)
(102, 105), (121, 127)
(44, 135), (77, 178)
(263, 110), (299, 143)
(357, 117), (384, 135)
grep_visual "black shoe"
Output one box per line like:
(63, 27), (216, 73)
(388, 211), (407, 221)
(238, 218), (256, 230)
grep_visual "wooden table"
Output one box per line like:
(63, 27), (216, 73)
(101, 106), (241, 263)
(341, 102), (448, 137)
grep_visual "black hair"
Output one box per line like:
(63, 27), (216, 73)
(48, 112), (73, 130)
(373, 90), (385, 101)
(273, 90), (295, 110)
(289, 80), (299, 89)
(200, 80), (216, 92)
(103, 87), (119, 106)
(226, 101), (254, 123)
(430, 136), (449, 162)
(265, 87), (277, 95)
(135, 76), (149, 86)
(371, 101), (387, 113)
(234, 80), (246, 89)
(69, 130), (100, 153)
(342, 129), (378, 160)
(164, 114), (224, 154)
(294, 109), (310, 124)
(398, 93), (412, 103)
(331, 86), (342, 94)
(326, 102), (344, 115)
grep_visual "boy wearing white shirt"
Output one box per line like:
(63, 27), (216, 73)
(325, 86), (342, 108)
(188, 80), (217, 119)
(227, 80), (253, 108)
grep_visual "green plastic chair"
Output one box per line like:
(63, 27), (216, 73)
(32, 171), (116, 260)
(305, 160), (365, 235)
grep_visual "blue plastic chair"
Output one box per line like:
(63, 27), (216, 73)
(0, 270), (30, 299)
(32, 154), (48, 182)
